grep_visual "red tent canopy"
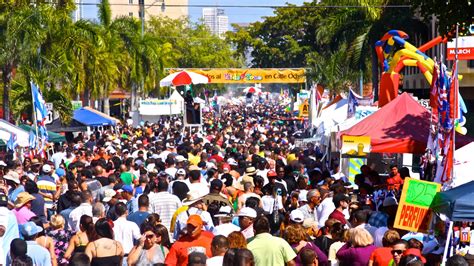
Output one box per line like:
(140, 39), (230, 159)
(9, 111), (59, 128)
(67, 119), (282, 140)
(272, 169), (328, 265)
(339, 93), (473, 153)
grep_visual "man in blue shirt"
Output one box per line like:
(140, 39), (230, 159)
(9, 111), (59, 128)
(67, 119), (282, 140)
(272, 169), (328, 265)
(8, 222), (52, 266)
(120, 184), (138, 214)
(127, 194), (151, 227)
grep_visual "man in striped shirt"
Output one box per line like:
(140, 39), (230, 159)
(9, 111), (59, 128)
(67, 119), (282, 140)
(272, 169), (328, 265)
(36, 164), (57, 219)
(148, 178), (181, 233)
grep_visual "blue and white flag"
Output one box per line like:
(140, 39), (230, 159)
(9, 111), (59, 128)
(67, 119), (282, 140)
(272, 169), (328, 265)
(31, 82), (48, 141)
(31, 82), (48, 123)
(347, 89), (359, 118)
(347, 88), (374, 118)
(28, 130), (36, 149)
(7, 133), (17, 151)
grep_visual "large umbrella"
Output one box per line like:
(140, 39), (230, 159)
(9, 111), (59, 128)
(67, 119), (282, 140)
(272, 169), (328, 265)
(160, 70), (210, 87)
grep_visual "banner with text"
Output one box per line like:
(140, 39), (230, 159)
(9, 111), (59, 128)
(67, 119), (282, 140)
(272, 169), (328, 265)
(169, 68), (306, 84)
(447, 36), (474, 60)
(341, 135), (371, 157)
(139, 99), (183, 116)
(394, 178), (441, 233)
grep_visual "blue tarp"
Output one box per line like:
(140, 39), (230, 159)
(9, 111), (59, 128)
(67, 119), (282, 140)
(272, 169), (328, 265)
(73, 107), (117, 126)
(432, 181), (474, 222)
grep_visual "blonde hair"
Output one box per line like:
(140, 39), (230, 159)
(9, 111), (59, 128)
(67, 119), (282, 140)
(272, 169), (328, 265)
(383, 229), (400, 247)
(284, 224), (307, 245)
(349, 228), (373, 247)
(50, 214), (65, 230)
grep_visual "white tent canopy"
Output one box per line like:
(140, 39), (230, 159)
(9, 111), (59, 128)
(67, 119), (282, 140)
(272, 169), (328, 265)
(451, 142), (474, 188)
(0, 120), (29, 147)
(315, 99), (349, 145)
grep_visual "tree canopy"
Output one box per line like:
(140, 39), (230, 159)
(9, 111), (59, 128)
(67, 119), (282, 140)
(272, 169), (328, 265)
(0, 1), (238, 122)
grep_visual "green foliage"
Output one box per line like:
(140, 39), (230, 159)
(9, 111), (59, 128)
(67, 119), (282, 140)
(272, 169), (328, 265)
(227, 0), (428, 94)
(0, 1), (237, 122)
(410, 0), (474, 36)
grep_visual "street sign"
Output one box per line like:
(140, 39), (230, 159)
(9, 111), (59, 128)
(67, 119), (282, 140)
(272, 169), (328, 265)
(45, 103), (54, 124)
(447, 36), (474, 60)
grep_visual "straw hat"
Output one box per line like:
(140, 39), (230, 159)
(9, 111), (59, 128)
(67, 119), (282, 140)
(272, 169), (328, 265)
(14, 192), (35, 209)
(182, 191), (204, 206)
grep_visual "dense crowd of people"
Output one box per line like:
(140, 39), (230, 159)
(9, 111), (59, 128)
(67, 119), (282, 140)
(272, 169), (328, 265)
(0, 102), (467, 266)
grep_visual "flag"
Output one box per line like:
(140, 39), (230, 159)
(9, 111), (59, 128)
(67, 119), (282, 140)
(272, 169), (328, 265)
(347, 89), (359, 118)
(28, 130), (36, 149)
(449, 61), (459, 121)
(31, 82), (49, 141)
(31, 82), (48, 124)
(309, 84), (319, 128)
(429, 62), (439, 112)
(7, 133), (17, 151)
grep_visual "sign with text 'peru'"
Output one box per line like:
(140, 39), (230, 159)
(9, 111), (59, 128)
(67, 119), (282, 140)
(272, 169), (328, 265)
(394, 178), (441, 233)
(169, 68), (306, 84)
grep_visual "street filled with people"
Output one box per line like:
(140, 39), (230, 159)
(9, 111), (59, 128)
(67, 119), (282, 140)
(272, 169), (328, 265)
(0, 101), (461, 266)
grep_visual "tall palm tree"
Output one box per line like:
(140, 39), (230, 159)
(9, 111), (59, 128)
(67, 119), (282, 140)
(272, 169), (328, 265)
(0, 4), (48, 120)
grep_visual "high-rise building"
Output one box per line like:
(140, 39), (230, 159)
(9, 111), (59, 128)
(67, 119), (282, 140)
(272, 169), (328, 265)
(202, 8), (228, 38)
(108, 0), (188, 21)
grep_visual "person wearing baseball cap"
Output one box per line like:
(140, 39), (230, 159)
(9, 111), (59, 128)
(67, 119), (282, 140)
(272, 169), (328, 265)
(212, 206), (240, 237)
(202, 179), (232, 208)
(16, 222), (52, 265)
(237, 207), (257, 240)
(328, 193), (350, 225)
(289, 209), (305, 224)
(37, 163), (57, 217)
(119, 184), (138, 214)
(165, 214), (214, 265)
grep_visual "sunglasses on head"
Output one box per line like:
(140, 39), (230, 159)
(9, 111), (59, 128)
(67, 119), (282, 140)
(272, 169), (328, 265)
(391, 249), (404, 255)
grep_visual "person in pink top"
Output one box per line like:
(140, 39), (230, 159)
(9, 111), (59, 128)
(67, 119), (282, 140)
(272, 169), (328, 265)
(337, 227), (377, 266)
(12, 192), (36, 225)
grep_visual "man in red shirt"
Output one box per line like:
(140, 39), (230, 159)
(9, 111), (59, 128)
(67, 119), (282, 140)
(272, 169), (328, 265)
(328, 193), (349, 225)
(386, 165), (403, 191)
(165, 215), (214, 265)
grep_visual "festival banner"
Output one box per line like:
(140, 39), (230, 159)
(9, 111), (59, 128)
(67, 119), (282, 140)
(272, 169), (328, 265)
(169, 68), (306, 84)
(341, 136), (371, 157)
(394, 178), (441, 233)
(139, 99), (183, 116)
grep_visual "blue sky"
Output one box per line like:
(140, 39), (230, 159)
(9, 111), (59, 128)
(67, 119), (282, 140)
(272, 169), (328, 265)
(82, 0), (306, 23)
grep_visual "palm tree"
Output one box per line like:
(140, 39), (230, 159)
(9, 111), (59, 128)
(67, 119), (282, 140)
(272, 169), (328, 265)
(0, 4), (48, 121)
(316, 0), (428, 96)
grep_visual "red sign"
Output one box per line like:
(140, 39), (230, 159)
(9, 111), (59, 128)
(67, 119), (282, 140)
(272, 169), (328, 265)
(447, 36), (474, 60)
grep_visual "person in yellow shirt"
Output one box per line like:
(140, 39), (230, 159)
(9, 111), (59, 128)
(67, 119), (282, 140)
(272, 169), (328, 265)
(188, 149), (201, 166)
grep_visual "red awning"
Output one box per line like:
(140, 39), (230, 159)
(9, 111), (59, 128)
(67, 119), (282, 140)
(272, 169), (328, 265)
(339, 93), (473, 154)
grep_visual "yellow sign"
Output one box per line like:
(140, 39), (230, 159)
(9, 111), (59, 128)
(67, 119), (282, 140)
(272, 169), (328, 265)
(341, 136), (371, 157)
(394, 178), (441, 233)
(299, 100), (309, 118)
(169, 68), (306, 84)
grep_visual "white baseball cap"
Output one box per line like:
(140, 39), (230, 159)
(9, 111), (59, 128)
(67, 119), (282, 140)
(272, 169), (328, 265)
(289, 209), (304, 223)
(102, 189), (117, 203)
(227, 158), (238, 166)
(42, 164), (52, 174)
(215, 206), (233, 217)
(175, 155), (187, 163)
(298, 190), (308, 202)
(236, 207), (257, 218)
